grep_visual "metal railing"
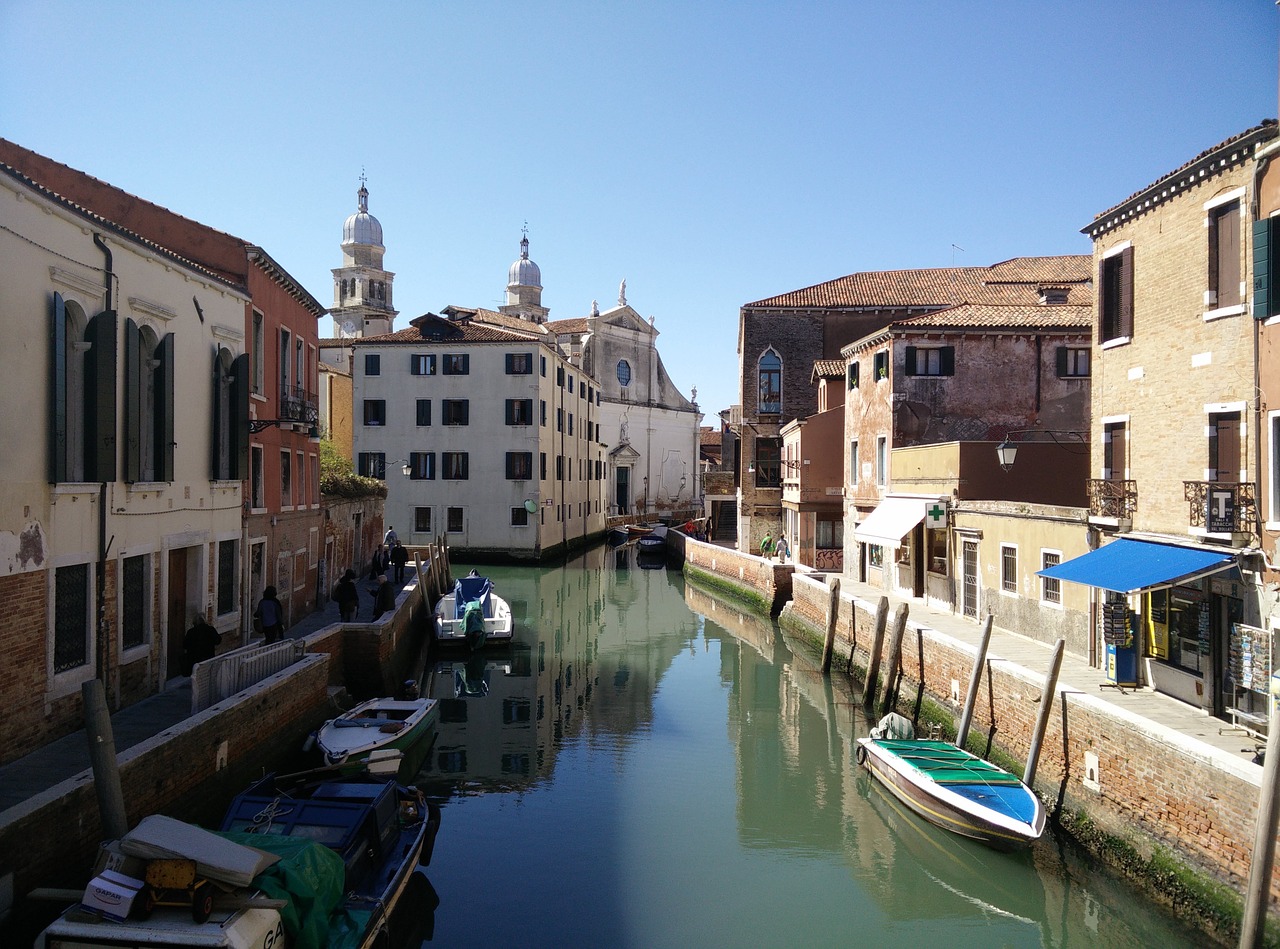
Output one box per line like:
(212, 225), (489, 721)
(1087, 479), (1137, 520)
(1183, 480), (1257, 539)
(191, 639), (307, 713)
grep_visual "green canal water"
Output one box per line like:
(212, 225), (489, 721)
(406, 546), (1209, 948)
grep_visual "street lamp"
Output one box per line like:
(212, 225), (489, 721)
(995, 439), (1018, 471)
(995, 430), (1086, 471)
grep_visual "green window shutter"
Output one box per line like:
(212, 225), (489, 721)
(85, 310), (118, 482)
(49, 293), (68, 483)
(210, 351), (223, 481)
(904, 346), (917, 376)
(940, 346), (955, 376)
(1056, 345), (1069, 377)
(1254, 217), (1272, 319)
(154, 334), (174, 481)
(230, 353), (250, 480)
(123, 319), (141, 484)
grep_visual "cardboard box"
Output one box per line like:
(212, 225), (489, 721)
(95, 840), (147, 879)
(81, 869), (144, 921)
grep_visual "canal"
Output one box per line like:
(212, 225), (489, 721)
(407, 546), (1208, 948)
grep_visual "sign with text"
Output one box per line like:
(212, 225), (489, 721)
(1207, 488), (1235, 533)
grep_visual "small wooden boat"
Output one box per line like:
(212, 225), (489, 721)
(636, 523), (668, 554)
(435, 574), (513, 649)
(314, 696), (438, 771)
(856, 715), (1045, 850)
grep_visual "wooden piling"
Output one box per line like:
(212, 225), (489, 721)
(1023, 638), (1065, 786)
(862, 597), (890, 709)
(956, 614), (994, 749)
(83, 678), (127, 840)
(820, 579), (841, 675)
(878, 603), (909, 719)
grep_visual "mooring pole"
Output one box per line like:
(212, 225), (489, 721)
(956, 615), (994, 749)
(821, 579), (842, 675)
(862, 597), (890, 709)
(1023, 638), (1065, 786)
(1239, 695), (1280, 949)
(878, 604), (909, 719)
(83, 678), (127, 840)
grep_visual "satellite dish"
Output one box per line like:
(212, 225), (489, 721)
(524, 499), (537, 514)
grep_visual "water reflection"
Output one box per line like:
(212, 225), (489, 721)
(410, 549), (1206, 948)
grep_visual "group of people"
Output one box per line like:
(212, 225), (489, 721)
(183, 525), (411, 677)
(759, 531), (791, 563)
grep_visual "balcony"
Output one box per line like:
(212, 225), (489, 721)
(279, 384), (319, 426)
(1087, 479), (1137, 520)
(1183, 480), (1257, 541)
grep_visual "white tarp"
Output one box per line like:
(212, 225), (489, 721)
(853, 496), (931, 548)
(120, 814), (281, 888)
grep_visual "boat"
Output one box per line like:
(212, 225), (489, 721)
(314, 695), (438, 772)
(434, 573), (513, 649)
(34, 777), (440, 949)
(606, 525), (631, 546)
(636, 523), (668, 555)
(855, 713), (1045, 850)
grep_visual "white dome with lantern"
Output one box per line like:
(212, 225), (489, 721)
(343, 183), (384, 248)
(507, 234), (541, 289)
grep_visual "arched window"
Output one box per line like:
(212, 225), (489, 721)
(757, 349), (781, 414)
(213, 349), (234, 481)
(50, 293), (117, 483)
(62, 298), (89, 481)
(125, 319), (173, 482)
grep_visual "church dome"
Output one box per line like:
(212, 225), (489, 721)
(342, 184), (384, 248)
(507, 235), (541, 288)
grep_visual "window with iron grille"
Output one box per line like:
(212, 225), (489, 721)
(1041, 551), (1061, 604)
(1001, 544), (1018, 594)
(414, 507), (431, 533)
(447, 507), (464, 532)
(121, 555), (147, 650)
(217, 540), (237, 616)
(54, 563), (90, 673)
(511, 506), (529, 526)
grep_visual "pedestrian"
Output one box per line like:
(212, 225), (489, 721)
(760, 532), (773, 559)
(775, 534), (790, 563)
(332, 569), (359, 622)
(254, 585), (284, 644)
(371, 574), (397, 621)
(368, 544), (388, 582)
(182, 612), (221, 675)
(383, 524), (398, 546)
(390, 541), (409, 584)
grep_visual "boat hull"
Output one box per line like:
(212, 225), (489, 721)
(856, 738), (1044, 850)
(315, 696), (437, 770)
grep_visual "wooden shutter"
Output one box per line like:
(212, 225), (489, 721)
(904, 346), (917, 376)
(85, 310), (118, 482)
(1055, 346), (1069, 377)
(1211, 413), (1241, 483)
(1118, 246), (1134, 338)
(151, 334), (174, 481)
(49, 293), (68, 483)
(1215, 203), (1241, 308)
(124, 319), (142, 484)
(1255, 218), (1274, 319)
(940, 346), (955, 376)
(210, 351), (223, 481)
(230, 353), (249, 480)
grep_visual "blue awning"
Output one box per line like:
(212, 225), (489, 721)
(1036, 539), (1237, 594)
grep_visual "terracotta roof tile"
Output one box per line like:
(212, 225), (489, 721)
(812, 359), (845, 378)
(546, 317), (589, 334)
(896, 302), (1093, 330)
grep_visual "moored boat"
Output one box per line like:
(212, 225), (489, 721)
(434, 573), (513, 649)
(855, 716), (1045, 850)
(314, 695), (438, 772)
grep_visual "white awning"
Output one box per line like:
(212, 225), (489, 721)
(853, 496), (930, 548)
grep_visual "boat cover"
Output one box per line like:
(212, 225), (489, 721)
(119, 814), (280, 887)
(454, 576), (492, 618)
(218, 831), (355, 949)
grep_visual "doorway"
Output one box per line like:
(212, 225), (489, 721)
(166, 546), (199, 682)
(962, 540), (978, 619)
(616, 467), (631, 515)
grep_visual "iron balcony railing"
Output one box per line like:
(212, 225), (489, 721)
(1183, 480), (1257, 539)
(279, 384), (319, 424)
(1087, 479), (1137, 520)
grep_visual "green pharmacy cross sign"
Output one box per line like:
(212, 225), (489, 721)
(925, 502), (947, 529)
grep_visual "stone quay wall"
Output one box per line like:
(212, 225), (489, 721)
(680, 535), (794, 616)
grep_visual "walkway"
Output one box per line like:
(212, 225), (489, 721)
(0, 570), (421, 815)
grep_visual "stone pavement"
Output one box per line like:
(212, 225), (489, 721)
(0, 570), (421, 816)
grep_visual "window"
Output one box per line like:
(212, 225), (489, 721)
(506, 399), (533, 425)
(54, 562), (91, 673)
(251, 310), (264, 394)
(817, 518), (844, 549)
(506, 452), (533, 480)
(208, 345), (235, 482)
(556, 455), (564, 481)
(1001, 544), (1018, 594)
(410, 353), (436, 375)
(1099, 245), (1134, 343)
(443, 452), (469, 480)
(754, 437), (781, 488)
(849, 440), (859, 485)
(926, 529), (947, 574)
(442, 399), (470, 426)
(447, 507), (464, 532)
(414, 507), (432, 533)
(757, 350), (781, 414)
(557, 365), (565, 386)
(121, 554), (148, 650)
(556, 407), (563, 432)
(126, 321), (176, 482)
(416, 399), (432, 426)
(363, 399), (386, 426)
(280, 450), (292, 504)
(1209, 411), (1242, 483)
(280, 328), (292, 391)
(1270, 411), (1280, 522)
(365, 353), (381, 376)
(408, 452), (435, 480)
(568, 414), (574, 436)
(540, 355), (547, 377)
(506, 352), (533, 374)
(357, 452), (386, 479)
(443, 354), (469, 375)
(567, 375), (575, 394)
(873, 351), (889, 381)
(511, 506), (529, 526)
(1103, 420), (1127, 480)
(904, 346), (955, 377)
(1252, 216), (1280, 319)
(847, 361), (859, 390)
(1056, 347), (1090, 378)
(217, 540), (237, 616)
(1207, 198), (1241, 310)
(1041, 551), (1062, 605)
(868, 544), (884, 568)
(250, 445), (264, 509)
(540, 400), (547, 426)
(875, 436), (887, 486)
(540, 452), (547, 480)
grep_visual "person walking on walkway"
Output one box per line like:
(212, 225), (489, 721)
(775, 534), (790, 563)
(383, 525), (398, 546)
(760, 532), (773, 559)
(182, 612), (221, 675)
(368, 544), (389, 582)
(371, 574), (397, 621)
(254, 586), (284, 644)
(390, 541), (409, 584)
(332, 569), (359, 622)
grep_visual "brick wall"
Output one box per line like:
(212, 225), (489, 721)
(682, 536), (793, 615)
(785, 573), (1274, 899)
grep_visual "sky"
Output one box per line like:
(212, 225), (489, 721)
(2, 1), (1278, 418)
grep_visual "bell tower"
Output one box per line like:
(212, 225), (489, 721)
(331, 176), (397, 337)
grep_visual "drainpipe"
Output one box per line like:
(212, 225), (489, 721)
(92, 233), (113, 692)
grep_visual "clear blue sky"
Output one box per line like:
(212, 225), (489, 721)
(2, 1), (1277, 417)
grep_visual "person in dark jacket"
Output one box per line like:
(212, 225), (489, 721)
(371, 574), (397, 621)
(182, 612), (221, 675)
(368, 544), (389, 582)
(390, 541), (409, 583)
(332, 569), (359, 622)
(254, 586), (284, 644)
